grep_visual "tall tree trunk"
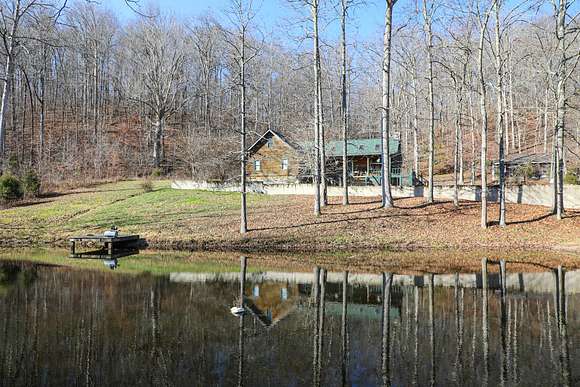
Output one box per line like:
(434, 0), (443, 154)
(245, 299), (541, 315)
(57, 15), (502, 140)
(381, 0), (396, 208)
(478, 4), (494, 229)
(152, 114), (164, 169)
(341, 0), (349, 205)
(554, 0), (567, 220)
(319, 68), (327, 206)
(312, 0), (322, 216)
(495, 0), (507, 227)
(453, 78), (462, 208)
(458, 112), (464, 185)
(0, 0), (20, 171)
(423, 0), (435, 203)
(240, 31), (248, 233)
(93, 46), (99, 141)
(543, 85), (549, 153)
(39, 75), (45, 164)
(412, 68), (420, 179)
(205, 75), (211, 135)
(468, 89), (477, 185)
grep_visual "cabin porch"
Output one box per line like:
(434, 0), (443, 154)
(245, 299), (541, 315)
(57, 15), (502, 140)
(328, 155), (404, 186)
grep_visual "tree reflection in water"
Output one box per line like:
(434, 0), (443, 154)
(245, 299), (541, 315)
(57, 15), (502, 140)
(0, 260), (578, 386)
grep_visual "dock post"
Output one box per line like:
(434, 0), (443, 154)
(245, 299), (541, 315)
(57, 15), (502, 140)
(69, 240), (75, 257)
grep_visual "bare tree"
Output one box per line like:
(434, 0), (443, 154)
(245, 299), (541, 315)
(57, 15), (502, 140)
(476, 0), (496, 229)
(0, 0), (62, 170)
(312, 0), (323, 215)
(494, 0), (507, 226)
(381, 0), (397, 208)
(223, 0), (261, 233)
(422, 0), (436, 204)
(189, 17), (220, 136)
(338, 0), (355, 205)
(121, 14), (187, 169)
(552, 0), (578, 220)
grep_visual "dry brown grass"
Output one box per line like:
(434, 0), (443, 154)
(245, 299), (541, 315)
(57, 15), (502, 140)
(162, 194), (580, 254)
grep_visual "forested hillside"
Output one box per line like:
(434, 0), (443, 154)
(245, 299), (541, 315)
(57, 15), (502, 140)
(0, 0), (577, 187)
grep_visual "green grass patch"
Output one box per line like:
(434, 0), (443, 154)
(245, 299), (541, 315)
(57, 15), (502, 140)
(0, 179), (283, 242)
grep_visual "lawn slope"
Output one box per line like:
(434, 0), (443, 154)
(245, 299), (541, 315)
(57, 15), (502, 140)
(0, 180), (579, 254)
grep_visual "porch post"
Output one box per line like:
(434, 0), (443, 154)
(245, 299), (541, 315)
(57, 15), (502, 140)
(367, 157), (370, 176)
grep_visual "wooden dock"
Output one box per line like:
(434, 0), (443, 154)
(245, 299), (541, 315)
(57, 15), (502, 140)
(69, 234), (141, 259)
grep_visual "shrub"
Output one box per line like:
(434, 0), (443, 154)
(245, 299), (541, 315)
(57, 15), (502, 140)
(22, 170), (41, 197)
(151, 168), (163, 178)
(513, 163), (535, 180)
(564, 170), (579, 185)
(140, 179), (154, 192)
(0, 174), (23, 202)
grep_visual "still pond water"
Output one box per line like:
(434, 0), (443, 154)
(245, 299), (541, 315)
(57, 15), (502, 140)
(0, 258), (578, 386)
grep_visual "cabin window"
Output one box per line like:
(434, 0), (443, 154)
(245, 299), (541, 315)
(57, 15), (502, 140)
(281, 158), (289, 170)
(267, 137), (274, 148)
(254, 160), (261, 171)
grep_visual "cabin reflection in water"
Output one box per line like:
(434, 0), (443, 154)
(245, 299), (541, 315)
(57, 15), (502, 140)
(243, 280), (403, 328)
(0, 260), (578, 386)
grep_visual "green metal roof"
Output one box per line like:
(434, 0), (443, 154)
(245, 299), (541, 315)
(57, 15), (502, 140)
(300, 138), (400, 157)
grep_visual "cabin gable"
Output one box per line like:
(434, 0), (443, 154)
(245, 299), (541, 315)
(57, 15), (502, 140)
(246, 131), (301, 183)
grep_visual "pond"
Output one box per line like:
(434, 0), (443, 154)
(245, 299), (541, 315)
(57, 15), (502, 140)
(0, 257), (578, 386)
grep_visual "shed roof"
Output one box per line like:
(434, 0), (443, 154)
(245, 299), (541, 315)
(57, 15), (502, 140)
(248, 129), (400, 157)
(301, 138), (400, 157)
(325, 138), (399, 157)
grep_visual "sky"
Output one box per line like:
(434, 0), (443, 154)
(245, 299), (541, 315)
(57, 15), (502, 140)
(105, 0), (579, 47)
(105, 0), (391, 42)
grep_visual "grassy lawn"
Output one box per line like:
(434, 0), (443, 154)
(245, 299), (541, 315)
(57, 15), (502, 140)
(0, 180), (279, 244)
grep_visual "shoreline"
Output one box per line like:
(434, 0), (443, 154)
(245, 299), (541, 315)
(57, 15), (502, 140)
(1, 245), (579, 276)
(1, 235), (579, 255)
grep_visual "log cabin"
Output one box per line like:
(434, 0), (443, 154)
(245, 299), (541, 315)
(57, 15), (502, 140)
(246, 129), (404, 186)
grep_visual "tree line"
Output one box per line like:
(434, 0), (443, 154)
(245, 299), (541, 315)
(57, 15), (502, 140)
(0, 0), (577, 230)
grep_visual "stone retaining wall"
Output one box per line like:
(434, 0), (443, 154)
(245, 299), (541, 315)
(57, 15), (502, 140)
(171, 180), (580, 209)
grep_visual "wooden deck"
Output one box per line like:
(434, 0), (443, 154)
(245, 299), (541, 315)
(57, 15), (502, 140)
(69, 234), (141, 259)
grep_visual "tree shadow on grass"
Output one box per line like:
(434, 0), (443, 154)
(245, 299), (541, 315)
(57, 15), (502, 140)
(250, 205), (463, 232)
(326, 198), (382, 206)
(504, 260), (560, 271)
(504, 213), (553, 226)
(563, 210), (580, 219)
(1, 198), (56, 210)
(325, 205), (384, 216)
